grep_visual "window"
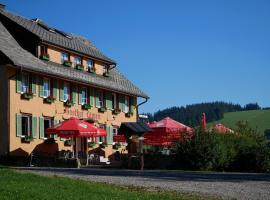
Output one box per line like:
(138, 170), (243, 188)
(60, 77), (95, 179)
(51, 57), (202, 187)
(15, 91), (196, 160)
(103, 65), (108, 73)
(74, 56), (81, 66)
(61, 52), (69, 64)
(44, 117), (53, 138)
(96, 90), (103, 108)
(21, 73), (29, 93)
(112, 93), (117, 110)
(124, 96), (130, 113)
(112, 127), (118, 136)
(99, 124), (106, 143)
(81, 87), (87, 105)
(87, 59), (93, 70)
(43, 78), (50, 98)
(21, 114), (32, 136)
(40, 45), (48, 55)
(64, 82), (70, 102)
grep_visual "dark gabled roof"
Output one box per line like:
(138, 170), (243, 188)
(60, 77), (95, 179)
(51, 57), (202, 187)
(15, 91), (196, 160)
(0, 21), (149, 98)
(0, 9), (116, 64)
(118, 122), (152, 137)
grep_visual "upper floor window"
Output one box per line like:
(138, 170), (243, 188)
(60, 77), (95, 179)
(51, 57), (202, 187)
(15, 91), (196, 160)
(40, 45), (48, 55)
(96, 90), (103, 108)
(21, 73), (29, 93)
(21, 114), (32, 136)
(43, 78), (51, 98)
(87, 59), (93, 70)
(124, 96), (130, 113)
(81, 87), (87, 105)
(61, 52), (69, 64)
(74, 56), (82, 66)
(63, 82), (70, 102)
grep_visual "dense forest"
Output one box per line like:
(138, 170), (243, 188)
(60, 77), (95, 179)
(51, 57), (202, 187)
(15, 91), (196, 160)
(144, 102), (261, 127)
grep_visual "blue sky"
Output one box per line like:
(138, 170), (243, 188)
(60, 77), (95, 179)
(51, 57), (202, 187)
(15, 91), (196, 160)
(3, 0), (270, 113)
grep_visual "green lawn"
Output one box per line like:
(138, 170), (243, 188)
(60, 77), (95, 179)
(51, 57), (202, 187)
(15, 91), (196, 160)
(211, 109), (270, 134)
(0, 168), (217, 200)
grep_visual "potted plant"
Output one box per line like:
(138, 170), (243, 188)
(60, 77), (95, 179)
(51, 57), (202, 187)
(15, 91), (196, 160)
(63, 60), (72, 67)
(88, 66), (96, 74)
(86, 118), (95, 124)
(103, 71), (109, 77)
(64, 100), (74, 107)
(100, 142), (108, 149)
(21, 135), (33, 143)
(125, 111), (134, 118)
(98, 107), (107, 113)
(113, 142), (121, 150)
(64, 140), (75, 147)
(88, 142), (96, 148)
(21, 92), (33, 100)
(82, 104), (92, 110)
(113, 108), (121, 115)
(44, 96), (55, 104)
(76, 64), (84, 71)
(44, 137), (56, 144)
(40, 53), (50, 61)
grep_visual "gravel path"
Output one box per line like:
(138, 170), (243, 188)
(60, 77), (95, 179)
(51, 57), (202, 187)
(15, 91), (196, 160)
(15, 167), (270, 200)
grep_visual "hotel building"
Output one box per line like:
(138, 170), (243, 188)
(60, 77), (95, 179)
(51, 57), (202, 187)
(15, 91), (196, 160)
(0, 5), (148, 160)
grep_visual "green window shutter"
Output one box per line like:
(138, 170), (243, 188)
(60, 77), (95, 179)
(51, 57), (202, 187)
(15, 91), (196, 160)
(32, 116), (38, 138)
(72, 85), (77, 104)
(39, 77), (44, 97)
(53, 79), (58, 99)
(95, 90), (99, 108)
(106, 126), (110, 144)
(105, 92), (112, 109)
(96, 137), (100, 143)
(16, 113), (22, 137)
(53, 120), (59, 140)
(39, 117), (44, 139)
(59, 81), (64, 101)
(78, 87), (82, 105)
(89, 88), (95, 106)
(32, 75), (36, 95)
(16, 72), (22, 93)
(131, 97), (136, 113)
(109, 126), (113, 144)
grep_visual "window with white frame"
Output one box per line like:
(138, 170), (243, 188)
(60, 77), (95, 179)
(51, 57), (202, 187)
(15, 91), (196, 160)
(63, 82), (70, 102)
(96, 90), (103, 108)
(74, 56), (81, 66)
(61, 52), (69, 64)
(112, 93), (117, 110)
(99, 124), (106, 143)
(21, 114), (32, 136)
(44, 117), (53, 138)
(21, 73), (29, 93)
(87, 59), (93, 71)
(112, 127), (118, 136)
(43, 78), (50, 98)
(81, 87), (87, 105)
(124, 96), (130, 113)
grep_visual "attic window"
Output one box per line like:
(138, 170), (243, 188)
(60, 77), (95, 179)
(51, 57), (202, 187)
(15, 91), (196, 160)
(34, 18), (56, 33)
(55, 29), (73, 39)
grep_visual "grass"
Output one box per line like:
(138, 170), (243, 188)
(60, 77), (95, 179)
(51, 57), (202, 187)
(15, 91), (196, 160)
(211, 109), (270, 134)
(0, 168), (218, 200)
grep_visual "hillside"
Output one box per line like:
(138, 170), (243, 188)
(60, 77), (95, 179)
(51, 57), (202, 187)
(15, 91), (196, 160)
(211, 109), (270, 134)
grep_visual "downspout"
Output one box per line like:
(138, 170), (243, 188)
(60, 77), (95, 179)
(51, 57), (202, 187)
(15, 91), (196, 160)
(136, 97), (149, 122)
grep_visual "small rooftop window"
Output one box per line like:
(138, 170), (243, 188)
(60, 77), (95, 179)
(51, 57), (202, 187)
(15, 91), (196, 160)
(54, 29), (73, 39)
(33, 18), (56, 33)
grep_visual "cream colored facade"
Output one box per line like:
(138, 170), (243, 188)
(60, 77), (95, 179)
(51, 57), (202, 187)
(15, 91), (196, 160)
(5, 45), (137, 158)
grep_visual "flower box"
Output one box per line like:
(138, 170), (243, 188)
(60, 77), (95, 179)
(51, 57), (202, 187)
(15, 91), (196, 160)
(86, 118), (95, 124)
(21, 92), (33, 100)
(125, 111), (134, 118)
(44, 137), (56, 144)
(64, 140), (75, 147)
(44, 96), (55, 104)
(100, 142), (108, 149)
(103, 72), (109, 77)
(113, 143), (121, 150)
(88, 68), (96, 74)
(113, 108), (121, 115)
(88, 142), (96, 148)
(76, 64), (84, 71)
(98, 107), (107, 113)
(40, 54), (50, 61)
(63, 60), (72, 67)
(21, 135), (33, 143)
(64, 100), (74, 107)
(82, 104), (92, 110)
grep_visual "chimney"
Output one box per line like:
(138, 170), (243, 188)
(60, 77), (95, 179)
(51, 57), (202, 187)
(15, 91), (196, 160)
(0, 3), (6, 10)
